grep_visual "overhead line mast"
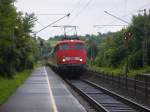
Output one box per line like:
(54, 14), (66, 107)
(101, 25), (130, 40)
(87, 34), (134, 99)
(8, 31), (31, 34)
(104, 11), (131, 76)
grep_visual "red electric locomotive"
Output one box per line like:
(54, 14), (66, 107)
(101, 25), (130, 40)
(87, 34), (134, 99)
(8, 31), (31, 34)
(49, 25), (87, 78)
(53, 39), (86, 78)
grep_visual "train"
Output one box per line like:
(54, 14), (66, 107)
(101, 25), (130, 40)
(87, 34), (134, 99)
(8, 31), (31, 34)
(49, 38), (87, 78)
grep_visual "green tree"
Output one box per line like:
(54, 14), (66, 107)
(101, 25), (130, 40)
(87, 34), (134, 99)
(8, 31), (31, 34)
(0, 0), (39, 78)
(94, 12), (150, 70)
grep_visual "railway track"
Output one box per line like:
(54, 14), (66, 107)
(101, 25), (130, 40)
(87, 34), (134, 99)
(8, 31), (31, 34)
(66, 79), (150, 112)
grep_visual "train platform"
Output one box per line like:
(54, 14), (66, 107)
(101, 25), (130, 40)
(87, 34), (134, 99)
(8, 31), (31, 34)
(0, 66), (86, 112)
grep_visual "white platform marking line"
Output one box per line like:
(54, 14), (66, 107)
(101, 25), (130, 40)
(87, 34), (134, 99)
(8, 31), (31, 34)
(44, 67), (58, 112)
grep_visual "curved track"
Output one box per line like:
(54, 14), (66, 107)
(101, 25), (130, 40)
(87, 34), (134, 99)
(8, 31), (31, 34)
(66, 79), (150, 112)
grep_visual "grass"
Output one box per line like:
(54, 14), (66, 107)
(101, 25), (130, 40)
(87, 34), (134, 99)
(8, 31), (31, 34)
(128, 66), (150, 76)
(0, 70), (31, 105)
(89, 65), (150, 77)
(89, 65), (122, 76)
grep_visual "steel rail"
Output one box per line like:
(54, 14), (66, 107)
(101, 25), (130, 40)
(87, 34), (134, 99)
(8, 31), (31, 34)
(83, 79), (150, 112)
(66, 79), (150, 112)
(66, 79), (109, 112)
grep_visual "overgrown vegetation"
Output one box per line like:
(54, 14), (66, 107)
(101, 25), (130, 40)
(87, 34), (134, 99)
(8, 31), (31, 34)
(89, 65), (150, 76)
(86, 12), (150, 76)
(0, 0), (39, 78)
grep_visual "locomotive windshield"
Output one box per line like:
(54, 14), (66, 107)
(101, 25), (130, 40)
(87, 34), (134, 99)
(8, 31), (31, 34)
(57, 42), (85, 51)
(59, 43), (70, 50)
(74, 43), (84, 50)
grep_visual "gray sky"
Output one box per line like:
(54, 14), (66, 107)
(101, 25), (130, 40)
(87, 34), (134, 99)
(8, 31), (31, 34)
(15, 0), (150, 40)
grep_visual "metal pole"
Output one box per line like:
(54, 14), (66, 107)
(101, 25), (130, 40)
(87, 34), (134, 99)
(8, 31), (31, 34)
(139, 9), (148, 67)
(143, 9), (148, 67)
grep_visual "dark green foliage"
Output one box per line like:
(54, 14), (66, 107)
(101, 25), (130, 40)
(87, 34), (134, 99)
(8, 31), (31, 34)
(0, 0), (39, 78)
(86, 35), (99, 60)
(93, 13), (150, 69)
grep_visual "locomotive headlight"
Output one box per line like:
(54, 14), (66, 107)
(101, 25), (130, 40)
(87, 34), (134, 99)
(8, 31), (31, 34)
(62, 58), (66, 62)
(80, 59), (83, 62)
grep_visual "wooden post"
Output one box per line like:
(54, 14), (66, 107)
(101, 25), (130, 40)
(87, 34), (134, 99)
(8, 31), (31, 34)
(118, 75), (120, 88)
(145, 77), (148, 98)
(111, 73), (113, 85)
(134, 76), (137, 96)
(125, 74), (128, 90)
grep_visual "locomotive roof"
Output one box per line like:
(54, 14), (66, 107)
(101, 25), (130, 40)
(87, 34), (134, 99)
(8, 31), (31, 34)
(56, 39), (85, 45)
